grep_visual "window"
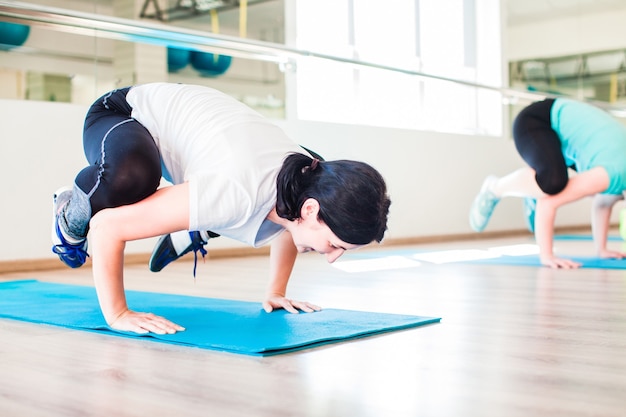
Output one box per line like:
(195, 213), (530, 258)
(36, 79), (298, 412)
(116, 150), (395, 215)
(295, 0), (502, 135)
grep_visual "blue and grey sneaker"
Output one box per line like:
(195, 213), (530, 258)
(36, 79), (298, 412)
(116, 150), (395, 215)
(51, 187), (89, 268)
(469, 176), (500, 232)
(523, 197), (536, 234)
(149, 230), (219, 276)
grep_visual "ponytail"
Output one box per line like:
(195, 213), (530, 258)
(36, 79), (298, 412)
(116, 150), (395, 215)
(276, 153), (322, 221)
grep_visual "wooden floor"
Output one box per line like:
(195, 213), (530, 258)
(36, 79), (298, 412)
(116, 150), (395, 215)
(2, 234), (626, 417)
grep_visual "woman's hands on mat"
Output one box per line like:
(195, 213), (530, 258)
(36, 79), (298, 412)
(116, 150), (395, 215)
(597, 248), (626, 260)
(540, 248), (626, 270)
(108, 308), (185, 334)
(538, 254), (582, 269)
(263, 293), (321, 314)
(90, 187), (190, 335)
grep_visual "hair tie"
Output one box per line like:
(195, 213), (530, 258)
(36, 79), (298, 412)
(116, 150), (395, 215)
(301, 158), (320, 174)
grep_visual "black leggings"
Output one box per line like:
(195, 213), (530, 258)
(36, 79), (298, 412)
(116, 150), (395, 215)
(77, 87), (162, 217)
(512, 99), (571, 195)
(71, 88), (321, 239)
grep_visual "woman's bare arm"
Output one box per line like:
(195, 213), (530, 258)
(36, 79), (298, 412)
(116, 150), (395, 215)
(535, 166), (609, 268)
(591, 193), (625, 258)
(89, 183), (191, 334)
(263, 230), (320, 314)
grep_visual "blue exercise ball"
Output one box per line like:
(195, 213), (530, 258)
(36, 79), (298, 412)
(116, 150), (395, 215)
(190, 51), (232, 77)
(0, 22), (30, 50)
(167, 47), (191, 72)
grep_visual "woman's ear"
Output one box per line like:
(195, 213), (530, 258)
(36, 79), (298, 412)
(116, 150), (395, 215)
(300, 198), (320, 220)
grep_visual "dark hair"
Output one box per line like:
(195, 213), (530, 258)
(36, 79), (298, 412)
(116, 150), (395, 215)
(276, 153), (391, 244)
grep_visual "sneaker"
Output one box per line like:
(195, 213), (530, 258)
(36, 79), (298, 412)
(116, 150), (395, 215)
(51, 186), (89, 268)
(149, 230), (219, 275)
(469, 176), (500, 232)
(523, 197), (536, 234)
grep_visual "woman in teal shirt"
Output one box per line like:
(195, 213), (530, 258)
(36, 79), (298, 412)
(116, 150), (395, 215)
(469, 98), (626, 268)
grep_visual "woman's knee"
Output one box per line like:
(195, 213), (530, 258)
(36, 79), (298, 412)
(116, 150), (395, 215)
(537, 172), (568, 195)
(107, 152), (161, 196)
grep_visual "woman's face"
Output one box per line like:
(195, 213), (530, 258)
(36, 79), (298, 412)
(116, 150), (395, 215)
(289, 199), (362, 263)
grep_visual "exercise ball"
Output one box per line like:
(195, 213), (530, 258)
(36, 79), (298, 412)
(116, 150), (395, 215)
(190, 51), (232, 77)
(0, 22), (30, 50)
(167, 47), (191, 72)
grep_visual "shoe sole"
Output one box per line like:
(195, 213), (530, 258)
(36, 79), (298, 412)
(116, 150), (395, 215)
(51, 186), (73, 245)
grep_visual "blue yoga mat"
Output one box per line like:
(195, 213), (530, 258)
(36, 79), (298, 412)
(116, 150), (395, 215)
(0, 280), (440, 356)
(465, 255), (626, 269)
(554, 234), (622, 241)
(337, 247), (626, 270)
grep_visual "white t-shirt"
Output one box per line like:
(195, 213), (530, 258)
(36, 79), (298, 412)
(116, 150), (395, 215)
(126, 82), (306, 247)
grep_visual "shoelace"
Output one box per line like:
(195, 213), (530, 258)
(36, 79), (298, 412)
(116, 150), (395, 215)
(189, 232), (208, 277)
(52, 222), (89, 265)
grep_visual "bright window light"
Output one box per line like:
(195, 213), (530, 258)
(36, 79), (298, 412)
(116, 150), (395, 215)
(295, 0), (502, 136)
(332, 256), (422, 273)
(411, 249), (501, 264)
(487, 244), (539, 256)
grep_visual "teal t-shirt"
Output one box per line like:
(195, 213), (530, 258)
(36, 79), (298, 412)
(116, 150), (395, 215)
(551, 98), (626, 195)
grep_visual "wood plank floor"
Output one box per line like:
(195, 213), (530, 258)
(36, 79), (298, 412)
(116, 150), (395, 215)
(2, 234), (626, 417)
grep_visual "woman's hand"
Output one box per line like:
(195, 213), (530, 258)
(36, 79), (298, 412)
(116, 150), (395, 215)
(598, 248), (626, 260)
(89, 186), (191, 337)
(108, 309), (185, 334)
(263, 293), (321, 314)
(539, 254), (582, 269)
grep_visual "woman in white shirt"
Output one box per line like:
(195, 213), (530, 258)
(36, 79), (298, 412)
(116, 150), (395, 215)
(51, 82), (391, 335)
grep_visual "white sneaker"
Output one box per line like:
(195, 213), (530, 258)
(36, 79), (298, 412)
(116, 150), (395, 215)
(51, 186), (89, 268)
(469, 176), (500, 232)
